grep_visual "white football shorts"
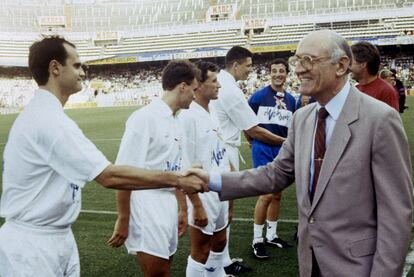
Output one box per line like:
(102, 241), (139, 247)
(0, 220), (80, 277)
(125, 189), (178, 260)
(188, 192), (229, 235)
(226, 144), (240, 171)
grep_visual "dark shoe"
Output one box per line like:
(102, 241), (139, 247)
(252, 242), (269, 259)
(266, 237), (293, 248)
(224, 259), (253, 274)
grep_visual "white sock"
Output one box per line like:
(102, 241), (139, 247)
(253, 224), (265, 243)
(222, 226), (232, 267)
(266, 220), (278, 240)
(186, 255), (205, 277)
(205, 251), (225, 277)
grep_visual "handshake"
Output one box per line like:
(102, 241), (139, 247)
(176, 168), (210, 194)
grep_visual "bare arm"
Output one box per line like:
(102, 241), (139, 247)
(188, 193), (208, 227)
(176, 189), (188, 237)
(245, 125), (285, 146)
(95, 164), (207, 193)
(243, 130), (253, 146)
(107, 190), (131, 247)
(228, 200), (234, 223)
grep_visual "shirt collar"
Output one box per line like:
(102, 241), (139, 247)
(270, 86), (286, 98)
(316, 81), (350, 121)
(152, 98), (174, 118)
(35, 88), (63, 109)
(190, 101), (209, 116)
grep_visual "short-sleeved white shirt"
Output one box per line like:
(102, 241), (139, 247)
(210, 70), (258, 147)
(179, 102), (230, 172)
(0, 89), (110, 228)
(116, 98), (188, 186)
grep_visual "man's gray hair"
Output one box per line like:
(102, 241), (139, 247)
(328, 31), (353, 72)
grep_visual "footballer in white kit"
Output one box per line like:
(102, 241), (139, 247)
(180, 102), (230, 235)
(0, 89), (110, 277)
(180, 61), (231, 277)
(117, 98), (188, 258)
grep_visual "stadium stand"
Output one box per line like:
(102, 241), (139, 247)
(0, 0), (413, 113)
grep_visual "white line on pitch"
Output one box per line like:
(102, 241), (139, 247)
(403, 240), (414, 276)
(80, 209), (298, 223)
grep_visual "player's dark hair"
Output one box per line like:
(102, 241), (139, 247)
(225, 46), (252, 68)
(29, 36), (76, 86)
(194, 61), (219, 83)
(162, 60), (200, 90)
(270, 58), (289, 74)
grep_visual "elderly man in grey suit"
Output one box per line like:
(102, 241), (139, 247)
(191, 30), (413, 277)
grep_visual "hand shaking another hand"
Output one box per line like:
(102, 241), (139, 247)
(177, 168), (210, 194)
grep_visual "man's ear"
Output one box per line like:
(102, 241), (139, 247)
(232, 61), (239, 70)
(179, 82), (187, 92)
(49, 60), (60, 77)
(336, 56), (351, 77)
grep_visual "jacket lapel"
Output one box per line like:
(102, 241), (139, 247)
(309, 87), (360, 214)
(298, 104), (317, 210)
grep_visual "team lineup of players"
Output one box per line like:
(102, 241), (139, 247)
(0, 32), (408, 277)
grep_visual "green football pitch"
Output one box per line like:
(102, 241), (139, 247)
(1, 97), (413, 276)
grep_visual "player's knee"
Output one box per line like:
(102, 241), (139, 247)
(211, 236), (226, 252)
(259, 194), (274, 204)
(192, 244), (210, 263)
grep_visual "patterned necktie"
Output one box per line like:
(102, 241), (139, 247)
(310, 107), (329, 202)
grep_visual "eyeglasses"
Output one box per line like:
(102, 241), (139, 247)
(288, 55), (332, 70)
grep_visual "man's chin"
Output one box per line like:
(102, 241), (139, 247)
(181, 103), (191, 109)
(70, 87), (82, 95)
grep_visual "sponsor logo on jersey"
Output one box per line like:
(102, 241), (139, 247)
(212, 142), (226, 167)
(205, 267), (216, 272)
(165, 152), (182, 172)
(70, 183), (80, 203)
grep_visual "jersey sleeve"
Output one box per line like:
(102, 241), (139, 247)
(115, 112), (150, 168)
(221, 88), (258, 131)
(45, 120), (110, 188)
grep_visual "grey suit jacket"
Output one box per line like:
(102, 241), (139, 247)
(220, 87), (413, 277)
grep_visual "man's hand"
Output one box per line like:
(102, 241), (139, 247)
(177, 172), (208, 194)
(178, 210), (188, 237)
(184, 168), (210, 185)
(107, 217), (129, 248)
(193, 205), (208, 227)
